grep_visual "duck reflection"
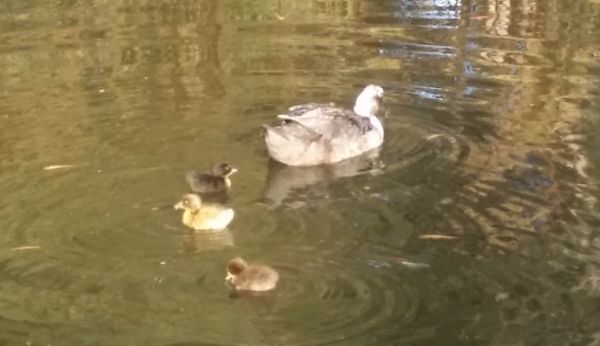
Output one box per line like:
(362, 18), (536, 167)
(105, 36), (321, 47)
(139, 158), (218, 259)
(263, 148), (383, 207)
(180, 229), (234, 253)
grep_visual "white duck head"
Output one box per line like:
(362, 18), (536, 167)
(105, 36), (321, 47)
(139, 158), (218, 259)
(353, 84), (384, 117)
(353, 84), (384, 141)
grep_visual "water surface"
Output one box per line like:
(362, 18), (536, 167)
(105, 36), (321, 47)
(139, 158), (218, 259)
(1, 0), (600, 345)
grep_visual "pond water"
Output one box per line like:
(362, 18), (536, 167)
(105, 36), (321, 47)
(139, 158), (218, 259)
(1, 0), (600, 345)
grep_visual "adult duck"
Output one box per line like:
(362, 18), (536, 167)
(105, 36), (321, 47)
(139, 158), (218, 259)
(263, 85), (384, 166)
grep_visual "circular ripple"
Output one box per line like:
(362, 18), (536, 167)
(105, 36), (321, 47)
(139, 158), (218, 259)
(0, 163), (189, 289)
(260, 104), (473, 212)
(382, 111), (473, 172)
(248, 255), (419, 345)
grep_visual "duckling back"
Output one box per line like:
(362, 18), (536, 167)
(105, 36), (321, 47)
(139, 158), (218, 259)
(186, 171), (228, 194)
(183, 204), (234, 231)
(229, 265), (279, 291)
(241, 266), (279, 291)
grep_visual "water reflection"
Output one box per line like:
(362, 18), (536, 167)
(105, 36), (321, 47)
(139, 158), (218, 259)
(180, 229), (234, 253)
(263, 149), (382, 207)
(0, 0), (600, 344)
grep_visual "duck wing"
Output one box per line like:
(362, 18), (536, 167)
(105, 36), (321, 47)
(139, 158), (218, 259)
(264, 105), (378, 166)
(278, 106), (371, 140)
(286, 103), (336, 117)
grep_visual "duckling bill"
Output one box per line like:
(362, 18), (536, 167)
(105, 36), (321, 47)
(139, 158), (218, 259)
(225, 257), (279, 292)
(186, 163), (238, 194)
(174, 193), (234, 231)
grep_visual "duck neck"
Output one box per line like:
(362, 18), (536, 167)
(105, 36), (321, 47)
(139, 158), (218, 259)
(368, 114), (384, 140)
(353, 97), (380, 118)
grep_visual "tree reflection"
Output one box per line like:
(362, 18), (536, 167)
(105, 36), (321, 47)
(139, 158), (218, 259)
(225, 0), (599, 253)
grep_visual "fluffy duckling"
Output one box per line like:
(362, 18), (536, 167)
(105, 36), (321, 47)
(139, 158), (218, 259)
(225, 257), (279, 292)
(186, 163), (238, 194)
(174, 193), (234, 231)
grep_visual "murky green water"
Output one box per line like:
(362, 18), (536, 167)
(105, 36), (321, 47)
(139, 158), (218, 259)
(1, 0), (600, 344)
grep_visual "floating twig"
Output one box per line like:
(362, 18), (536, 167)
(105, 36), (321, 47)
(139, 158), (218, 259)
(44, 164), (76, 171)
(10, 245), (41, 251)
(392, 257), (431, 269)
(419, 234), (459, 240)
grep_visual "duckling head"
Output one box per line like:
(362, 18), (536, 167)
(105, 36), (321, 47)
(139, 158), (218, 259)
(174, 193), (203, 212)
(213, 163), (238, 177)
(354, 84), (384, 117)
(225, 257), (247, 284)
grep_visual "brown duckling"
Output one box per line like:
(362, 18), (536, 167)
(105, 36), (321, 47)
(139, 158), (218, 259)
(225, 257), (279, 292)
(174, 193), (234, 231)
(186, 163), (238, 194)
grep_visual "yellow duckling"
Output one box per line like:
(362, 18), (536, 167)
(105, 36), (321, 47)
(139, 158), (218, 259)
(225, 257), (279, 292)
(185, 163), (238, 194)
(174, 193), (234, 231)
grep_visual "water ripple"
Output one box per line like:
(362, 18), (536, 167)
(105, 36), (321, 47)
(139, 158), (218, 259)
(257, 257), (418, 345)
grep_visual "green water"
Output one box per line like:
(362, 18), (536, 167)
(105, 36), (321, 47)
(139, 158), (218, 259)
(1, 0), (600, 345)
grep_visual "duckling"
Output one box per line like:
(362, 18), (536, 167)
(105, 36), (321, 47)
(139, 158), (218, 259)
(225, 257), (279, 292)
(174, 193), (234, 231)
(185, 163), (238, 194)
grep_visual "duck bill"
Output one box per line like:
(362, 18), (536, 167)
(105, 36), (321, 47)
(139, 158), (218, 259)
(228, 168), (239, 176)
(174, 201), (185, 210)
(225, 273), (234, 285)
